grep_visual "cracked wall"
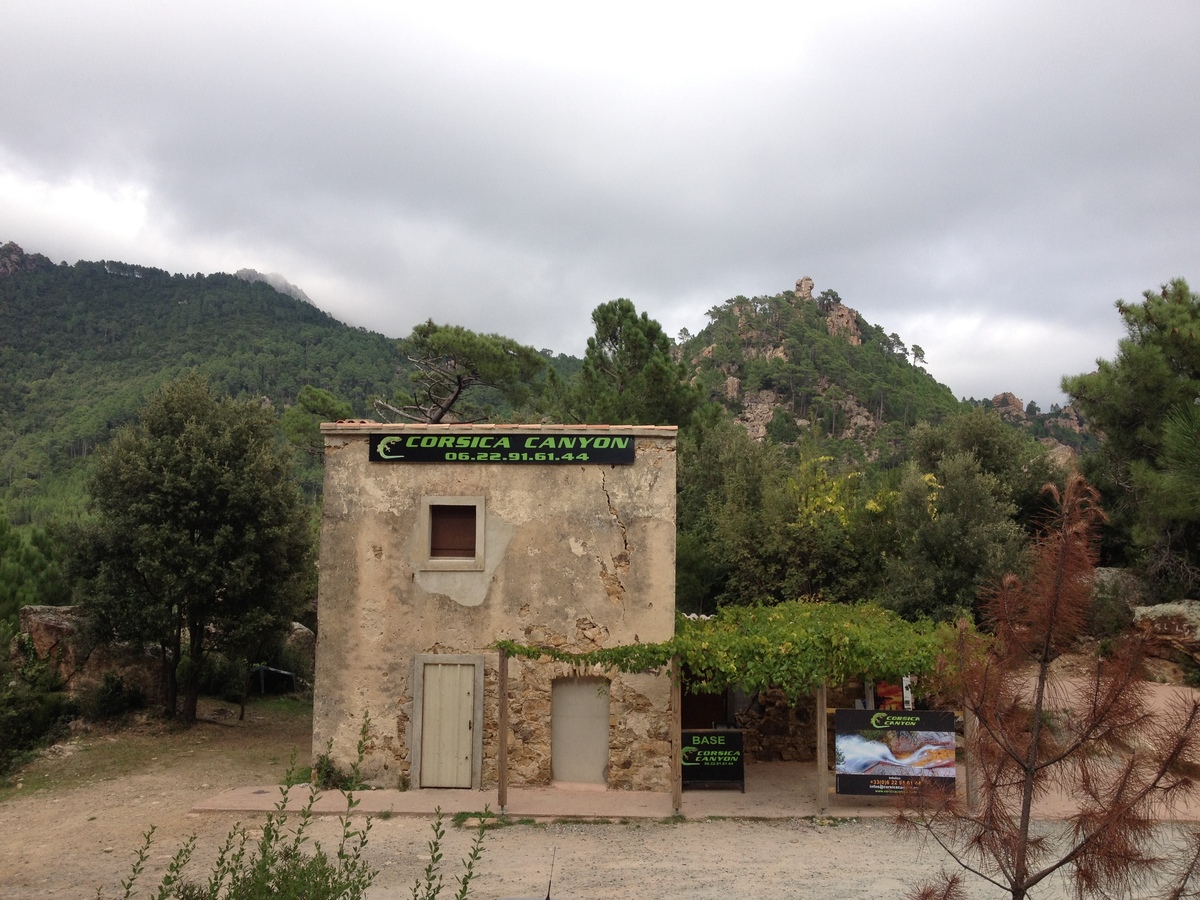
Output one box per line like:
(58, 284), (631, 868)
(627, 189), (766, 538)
(312, 424), (677, 791)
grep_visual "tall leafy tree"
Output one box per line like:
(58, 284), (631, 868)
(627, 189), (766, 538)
(0, 506), (69, 626)
(375, 320), (545, 423)
(281, 385), (353, 458)
(78, 374), (313, 723)
(880, 454), (1026, 621)
(676, 418), (871, 612)
(560, 298), (700, 426)
(1063, 278), (1200, 593)
(908, 406), (1060, 532)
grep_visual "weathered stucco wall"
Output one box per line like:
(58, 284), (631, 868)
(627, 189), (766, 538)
(312, 424), (677, 791)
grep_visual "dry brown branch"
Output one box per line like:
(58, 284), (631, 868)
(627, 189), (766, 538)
(899, 473), (1200, 900)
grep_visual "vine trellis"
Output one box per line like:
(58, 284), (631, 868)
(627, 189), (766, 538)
(496, 599), (953, 697)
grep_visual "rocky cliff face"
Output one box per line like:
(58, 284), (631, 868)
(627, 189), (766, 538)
(989, 392), (1092, 464)
(0, 242), (54, 279)
(16, 605), (160, 699)
(823, 300), (862, 346)
(690, 279), (877, 446)
(234, 268), (314, 305)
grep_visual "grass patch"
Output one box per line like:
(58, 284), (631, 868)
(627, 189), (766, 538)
(802, 815), (860, 827)
(0, 694), (313, 801)
(452, 810), (513, 829)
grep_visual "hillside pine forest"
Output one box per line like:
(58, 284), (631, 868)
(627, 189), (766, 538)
(2, 239), (1198, 635)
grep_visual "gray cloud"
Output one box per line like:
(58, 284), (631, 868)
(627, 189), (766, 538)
(1, 1), (1196, 406)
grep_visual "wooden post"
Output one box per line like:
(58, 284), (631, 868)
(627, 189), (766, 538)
(963, 707), (977, 813)
(671, 655), (683, 816)
(815, 682), (828, 815)
(498, 647), (509, 815)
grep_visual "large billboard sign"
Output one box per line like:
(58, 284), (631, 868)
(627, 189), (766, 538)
(369, 433), (636, 465)
(834, 709), (956, 796)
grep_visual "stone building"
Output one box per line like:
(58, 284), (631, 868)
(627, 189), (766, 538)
(312, 422), (678, 792)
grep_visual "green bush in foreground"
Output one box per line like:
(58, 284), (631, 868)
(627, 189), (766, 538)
(101, 765), (376, 899)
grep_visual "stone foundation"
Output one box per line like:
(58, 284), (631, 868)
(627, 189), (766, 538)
(352, 650), (673, 792)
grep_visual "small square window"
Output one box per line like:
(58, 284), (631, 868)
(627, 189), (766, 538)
(430, 504), (476, 557)
(419, 496), (485, 571)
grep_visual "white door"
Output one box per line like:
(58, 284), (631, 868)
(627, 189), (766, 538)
(420, 662), (475, 788)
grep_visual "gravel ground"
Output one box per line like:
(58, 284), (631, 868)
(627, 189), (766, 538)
(2, 696), (1197, 899)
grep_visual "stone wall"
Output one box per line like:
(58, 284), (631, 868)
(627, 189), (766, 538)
(736, 678), (876, 762)
(485, 657), (672, 791)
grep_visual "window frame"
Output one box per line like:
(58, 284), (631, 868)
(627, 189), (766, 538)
(418, 496), (486, 571)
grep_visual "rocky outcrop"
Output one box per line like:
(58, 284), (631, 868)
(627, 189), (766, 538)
(233, 268), (314, 305)
(1134, 601), (1200, 668)
(992, 392), (1027, 423)
(17, 605), (80, 669)
(824, 302), (862, 346)
(1046, 405), (1087, 435)
(0, 242), (54, 279)
(830, 387), (878, 442)
(284, 622), (316, 675)
(736, 390), (783, 441)
(17, 605), (160, 700)
(1044, 443), (1078, 470)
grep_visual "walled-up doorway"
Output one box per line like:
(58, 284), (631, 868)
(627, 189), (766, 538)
(551, 676), (610, 784)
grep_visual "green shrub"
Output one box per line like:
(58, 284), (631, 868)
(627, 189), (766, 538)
(312, 740), (357, 792)
(193, 652), (247, 704)
(102, 711), (494, 899)
(80, 673), (146, 721)
(105, 779), (375, 900)
(0, 635), (77, 774)
(411, 807), (491, 900)
(100, 716), (381, 900)
(0, 683), (76, 773)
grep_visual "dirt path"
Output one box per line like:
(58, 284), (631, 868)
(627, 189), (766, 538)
(0, 696), (1194, 899)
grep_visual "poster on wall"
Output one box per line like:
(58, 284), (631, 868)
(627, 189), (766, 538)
(834, 709), (956, 796)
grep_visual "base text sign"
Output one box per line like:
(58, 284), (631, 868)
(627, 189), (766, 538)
(681, 729), (745, 791)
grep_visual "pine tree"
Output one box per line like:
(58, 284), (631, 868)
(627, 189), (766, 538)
(901, 474), (1200, 900)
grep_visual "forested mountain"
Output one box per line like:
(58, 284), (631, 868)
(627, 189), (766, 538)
(1, 243), (411, 523)
(1, 241), (1081, 530)
(680, 281), (1093, 463)
(682, 285), (959, 460)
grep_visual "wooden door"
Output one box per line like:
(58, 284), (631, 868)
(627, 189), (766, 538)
(420, 662), (475, 788)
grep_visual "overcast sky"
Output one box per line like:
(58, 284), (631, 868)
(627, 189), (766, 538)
(2, 2), (1197, 407)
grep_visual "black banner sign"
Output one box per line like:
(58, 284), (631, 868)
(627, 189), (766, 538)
(368, 433), (636, 465)
(681, 729), (745, 791)
(835, 709), (956, 796)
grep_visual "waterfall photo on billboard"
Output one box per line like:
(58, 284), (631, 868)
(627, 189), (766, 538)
(834, 710), (956, 796)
